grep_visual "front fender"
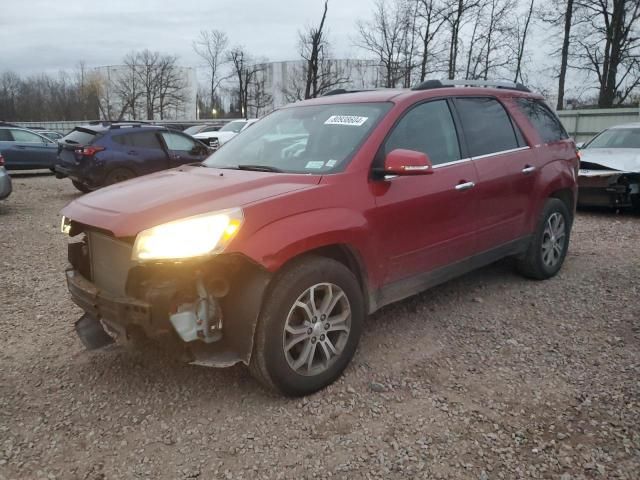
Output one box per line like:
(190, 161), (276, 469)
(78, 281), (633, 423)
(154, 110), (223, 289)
(238, 207), (371, 274)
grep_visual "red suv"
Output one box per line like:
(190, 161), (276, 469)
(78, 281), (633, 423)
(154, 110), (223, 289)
(61, 80), (578, 396)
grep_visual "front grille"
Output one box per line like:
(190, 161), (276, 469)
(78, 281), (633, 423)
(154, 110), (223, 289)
(88, 231), (133, 297)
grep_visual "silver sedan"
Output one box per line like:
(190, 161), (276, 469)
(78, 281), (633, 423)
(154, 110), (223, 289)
(0, 163), (12, 200)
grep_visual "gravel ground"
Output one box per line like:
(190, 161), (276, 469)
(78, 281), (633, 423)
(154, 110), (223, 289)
(1, 174), (639, 480)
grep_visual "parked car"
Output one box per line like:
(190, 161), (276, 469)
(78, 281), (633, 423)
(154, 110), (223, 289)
(40, 130), (65, 141)
(55, 123), (211, 193)
(184, 123), (225, 136)
(0, 127), (58, 170)
(60, 80), (578, 396)
(193, 118), (258, 150)
(0, 154), (12, 200)
(577, 123), (640, 210)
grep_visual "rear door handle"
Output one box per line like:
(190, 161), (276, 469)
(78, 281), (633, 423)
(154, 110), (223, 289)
(522, 165), (536, 174)
(455, 181), (475, 191)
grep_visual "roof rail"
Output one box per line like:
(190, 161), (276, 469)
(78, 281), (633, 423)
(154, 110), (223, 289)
(412, 79), (531, 93)
(322, 88), (373, 96)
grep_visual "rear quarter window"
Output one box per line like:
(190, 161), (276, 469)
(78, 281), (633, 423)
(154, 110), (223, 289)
(62, 128), (99, 145)
(515, 98), (568, 144)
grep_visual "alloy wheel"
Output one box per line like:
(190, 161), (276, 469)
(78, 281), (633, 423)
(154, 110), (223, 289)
(282, 283), (351, 377)
(541, 212), (566, 268)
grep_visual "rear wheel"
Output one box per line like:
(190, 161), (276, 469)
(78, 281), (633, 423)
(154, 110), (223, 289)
(104, 168), (135, 186)
(71, 180), (93, 194)
(250, 256), (364, 396)
(517, 198), (571, 279)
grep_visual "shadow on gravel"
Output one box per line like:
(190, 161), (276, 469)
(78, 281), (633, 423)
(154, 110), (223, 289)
(7, 170), (54, 178)
(577, 205), (640, 218)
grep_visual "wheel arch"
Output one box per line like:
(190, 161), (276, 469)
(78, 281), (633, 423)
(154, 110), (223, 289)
(278, 243), (374, 314)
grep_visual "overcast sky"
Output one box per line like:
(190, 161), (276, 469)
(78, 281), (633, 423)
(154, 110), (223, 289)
(0, 0), (373, 74)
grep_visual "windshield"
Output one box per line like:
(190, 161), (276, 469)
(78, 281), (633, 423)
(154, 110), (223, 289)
(203, 102), (391, 174)
(220, 121), (246, 133)
(586, 128), (640, 149)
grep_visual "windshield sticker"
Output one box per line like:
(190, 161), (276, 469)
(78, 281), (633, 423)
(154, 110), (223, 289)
(324, 115), (369, 127)
(326, 159), (338, 168)
(305, 161), (325, 169)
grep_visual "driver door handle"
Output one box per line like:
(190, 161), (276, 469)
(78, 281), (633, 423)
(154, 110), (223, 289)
(455, 181), (475, 191)
(522, 165), (536, 174)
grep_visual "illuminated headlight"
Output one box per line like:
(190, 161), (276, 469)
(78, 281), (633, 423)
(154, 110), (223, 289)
(61, 216), (72, 235)
(132, 209), (243, 261)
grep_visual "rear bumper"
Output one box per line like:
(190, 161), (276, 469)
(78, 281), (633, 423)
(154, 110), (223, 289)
(0, 168), (12, 200)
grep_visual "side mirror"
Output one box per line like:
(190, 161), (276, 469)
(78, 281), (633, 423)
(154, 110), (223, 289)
(383, 149), (433, 176)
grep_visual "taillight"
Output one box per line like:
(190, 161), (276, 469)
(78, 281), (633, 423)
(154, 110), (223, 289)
(0, 154), (4, 167)
(76, 145), (105, 157)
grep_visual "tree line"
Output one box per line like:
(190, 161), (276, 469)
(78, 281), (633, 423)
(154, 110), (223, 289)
(0, 0), (639, 122)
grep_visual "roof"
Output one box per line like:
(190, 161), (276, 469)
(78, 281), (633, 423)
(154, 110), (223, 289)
(290, 86), (541, 107)
(78, 122), (168, 133)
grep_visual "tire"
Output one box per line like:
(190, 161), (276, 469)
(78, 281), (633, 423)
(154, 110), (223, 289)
(249, 256), (364, 396)
(72, 180), (93, 194)
(104, 168), (135, 186)
(517, 198), (572, 280)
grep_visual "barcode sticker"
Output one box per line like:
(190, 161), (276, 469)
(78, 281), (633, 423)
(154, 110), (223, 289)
(324, 115), (369, 126)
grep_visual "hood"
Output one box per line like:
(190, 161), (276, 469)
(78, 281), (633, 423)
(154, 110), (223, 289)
(194, 131), (236, 141)
(580, 148), (640, 172)
(61, 166), (321, 237)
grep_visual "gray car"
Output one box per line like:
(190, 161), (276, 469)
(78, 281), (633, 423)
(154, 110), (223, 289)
(0, 127), (58, 170)
(0, 156), (12, 200)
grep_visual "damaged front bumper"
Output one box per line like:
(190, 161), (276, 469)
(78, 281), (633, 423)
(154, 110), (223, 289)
(577, 169), (640, 208)
(65, 230), (271, 368)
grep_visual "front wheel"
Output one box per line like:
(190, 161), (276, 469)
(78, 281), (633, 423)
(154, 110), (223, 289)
(517, 198), (572, 280)
(250, 256), (364, 396)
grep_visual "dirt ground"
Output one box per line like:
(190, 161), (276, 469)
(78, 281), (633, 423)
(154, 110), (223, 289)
(0, 174), (638, 480)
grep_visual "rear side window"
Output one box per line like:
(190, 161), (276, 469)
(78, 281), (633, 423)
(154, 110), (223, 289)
(516, 98), (568, 144)
(455, 98), (519, 157)
(62, 128), (98, 146)
(11, 129), (45, 143)
(161, 132), (198, 151)
(0, 129), (13, 141)
(113, 132), (162, 149)
(384, 100), (461, 166)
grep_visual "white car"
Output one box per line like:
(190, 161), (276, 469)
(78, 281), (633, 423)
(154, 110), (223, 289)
(577, 123), (640, 209)
(193, 119), (258, 150)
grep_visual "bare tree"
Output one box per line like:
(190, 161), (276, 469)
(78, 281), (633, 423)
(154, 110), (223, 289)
(512, 0), (535, 83)
(156, 56), (188, 119)
(575, 0), (640, 107)
(247, 67), (273, 117)
(356, 0), (415, 87)
(301, 0), (328, 98)
(444, 0), (482, 79)
(539, 0), (580, 109)
(228, 46), (263, 118)
(193, 30), (228, 112)
(416, 0), (448, 82)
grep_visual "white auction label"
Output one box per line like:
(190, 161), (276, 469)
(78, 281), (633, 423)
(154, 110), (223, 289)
(324, 115), (369, 126)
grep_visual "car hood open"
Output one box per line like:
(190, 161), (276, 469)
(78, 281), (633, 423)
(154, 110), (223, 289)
(579, 148), (640, 174)
(61, 165), (321, 237)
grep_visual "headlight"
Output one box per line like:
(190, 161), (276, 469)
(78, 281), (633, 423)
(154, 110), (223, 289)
(60, 216), (71, 235)
(132, 208), (243, 261)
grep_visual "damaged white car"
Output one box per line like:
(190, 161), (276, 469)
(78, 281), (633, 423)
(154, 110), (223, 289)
(578, 123), (640, 210)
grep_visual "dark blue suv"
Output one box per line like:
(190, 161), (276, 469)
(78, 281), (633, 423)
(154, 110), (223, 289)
(55, 123), (211, 192)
